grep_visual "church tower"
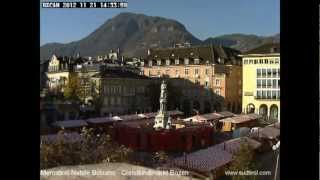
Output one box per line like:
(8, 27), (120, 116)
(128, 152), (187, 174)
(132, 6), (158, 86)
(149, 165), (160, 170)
(154, 80), (171, 130)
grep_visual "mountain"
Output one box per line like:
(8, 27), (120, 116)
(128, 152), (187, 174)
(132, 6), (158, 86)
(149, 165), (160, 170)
(40, 12), (202, 60)
(202, 33), (280, 52)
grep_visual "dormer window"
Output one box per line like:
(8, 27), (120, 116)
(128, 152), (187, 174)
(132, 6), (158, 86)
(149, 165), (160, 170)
(184, 58), (189, 65)
(175, 59), (179, 65)
(166, 59), (170, 65)
(194, 58), (199, 64)
(157, 60), (162, 66)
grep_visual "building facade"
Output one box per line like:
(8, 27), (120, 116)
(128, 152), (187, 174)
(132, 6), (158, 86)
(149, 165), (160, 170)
(240, 43), (280, 122)
(141, 45), (242, 113)
(46, 54), (85, 93)
(91, 68), (154, 116)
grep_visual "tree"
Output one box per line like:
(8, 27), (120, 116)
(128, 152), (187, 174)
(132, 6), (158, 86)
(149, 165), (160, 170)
(227, 142), (257, 180)
(91, 82), (104, 116)
(63, 72), (81, 102)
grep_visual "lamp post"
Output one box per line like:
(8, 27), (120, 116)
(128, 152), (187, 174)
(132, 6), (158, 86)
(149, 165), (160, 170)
(272, 141), (280, 180)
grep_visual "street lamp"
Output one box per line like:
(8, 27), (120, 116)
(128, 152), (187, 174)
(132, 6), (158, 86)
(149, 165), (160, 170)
(272, 141), (280, 180)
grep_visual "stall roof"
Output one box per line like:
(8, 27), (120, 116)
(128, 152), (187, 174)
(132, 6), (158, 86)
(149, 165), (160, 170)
(116, 114), (144, 121)
(86, 117), (115, 124)
(183, 113), (223, 122)
(267, 122), (280, 129)
(219, 114), (260, 124)
(216, 111), (235, 118)
(142, 110), (183, 119)
(249, 126), (280, 140)
(52, 120), (88, 128)
(172, 145), (233, 173)
(216, 137), (262, 154)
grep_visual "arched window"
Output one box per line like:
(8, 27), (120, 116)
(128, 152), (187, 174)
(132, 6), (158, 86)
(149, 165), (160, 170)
(270, 104), (279, 122)
(246, 104), (255, 114)
(259, 104), (268, 120)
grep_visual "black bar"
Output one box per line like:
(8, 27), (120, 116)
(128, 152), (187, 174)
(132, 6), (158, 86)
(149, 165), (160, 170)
(41, 2), (128, 8)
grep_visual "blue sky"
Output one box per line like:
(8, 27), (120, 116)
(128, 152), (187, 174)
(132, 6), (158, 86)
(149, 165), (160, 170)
(40, 0), (280, 46)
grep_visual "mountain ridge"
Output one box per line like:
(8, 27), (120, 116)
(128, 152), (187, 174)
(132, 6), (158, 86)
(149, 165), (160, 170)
(40, 12), (279, 61)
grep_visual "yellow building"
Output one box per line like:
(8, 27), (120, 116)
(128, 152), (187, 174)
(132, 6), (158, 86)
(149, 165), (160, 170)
(240, 43), (280, 123)
(46, 54), (86, 93)
(46, 55), (70, 92)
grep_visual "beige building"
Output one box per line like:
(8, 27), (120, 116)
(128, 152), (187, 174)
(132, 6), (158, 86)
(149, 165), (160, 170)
(141, 45), (243, 113)
(239, 43), (280, 123)
(91, 68), (153, 116)
(46, 54), (87, 93)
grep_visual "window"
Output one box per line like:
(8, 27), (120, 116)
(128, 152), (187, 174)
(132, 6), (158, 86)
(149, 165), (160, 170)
(184, 58), (189, 65)
(254, 59), (258, 64)
(175, 69), (179, 76)
(275, 58), (279, 64)
(267, 69), (272, 77)
(264, 59), (268, 64)
(277, 69), (280, 77)
(259, 59), (263, 64)
(215, 89), (221, 95)
(262, 91), (266, 99)
(276, 90), (280, 99)
(272, 69), (277, 77)
(262, 80), (266, 88)
(267, 90), (271, 99)
(157, 60), (161, 66)
(272, 79), (277, 88)
(157, 70), (161, 76)
(195, 79), (200, 85)
(257, 69), (261, 78)
(278, 80), (280, 88)
(205, 81), (209, 87)
(185, 68), (189, 76)
(216, 79), (221, 86)
(249, 60), (253, 64)
(175, 59), (179, 65)
(272, 91), (277, 99)
(205, 68), (209, 75)
(165, 69), (170, 75)
(244, 60), (248, 64)
(270, 60), (274, 64)
(267, 80), (271, 88)
(194, 59), (199, 64)
(257, 80), (261, 88)
(195, 68), (199, 75)
(262, 69), (266, 77)
(257, 91), (262, 98)
(166, 59), (170, 65)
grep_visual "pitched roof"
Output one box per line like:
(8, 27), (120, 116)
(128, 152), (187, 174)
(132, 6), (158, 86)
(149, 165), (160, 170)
(244, 43), (280, 54)
(219, 114), (260, 124)
(148, 45), (241, 64)
(171, 137), (261, 173)
(172, 145), (233, 173)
